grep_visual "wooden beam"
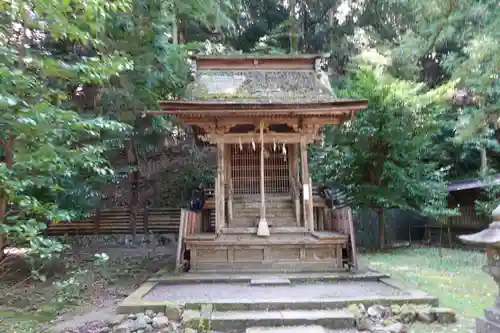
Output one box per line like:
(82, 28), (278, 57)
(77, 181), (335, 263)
(173, 112), (347, 125)
(202, 132), (318, 144)
(194, 57), (315, 70)
(216, 117), (301, 129)
(179, 116), (347, 134)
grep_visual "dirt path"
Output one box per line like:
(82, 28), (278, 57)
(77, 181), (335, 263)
(51, 298), (121, 333)
(0, 235), (177, 333)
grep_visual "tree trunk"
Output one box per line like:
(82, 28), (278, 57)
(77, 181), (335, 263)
(377, 207), (385, 249)
(289, 0), (297, 52)
(480, 147), (487, 176)
(172, 8), (179, 44)
(126, 138), (139, 242)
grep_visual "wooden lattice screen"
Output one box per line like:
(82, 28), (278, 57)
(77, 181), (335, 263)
(231, 143), (290, 195)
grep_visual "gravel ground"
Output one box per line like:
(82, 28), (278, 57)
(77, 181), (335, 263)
(143, 280), (407, 302)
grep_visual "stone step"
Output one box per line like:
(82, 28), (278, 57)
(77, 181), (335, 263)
(250, 278), (291, 286)
(246, 326), (359, 333)
(190, 309), (356, 331)
(184, 294), (438, 312)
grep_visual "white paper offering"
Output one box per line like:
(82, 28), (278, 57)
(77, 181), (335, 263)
(303, 184), (310, 200)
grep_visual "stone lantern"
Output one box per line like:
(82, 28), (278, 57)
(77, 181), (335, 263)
(459, 204), (500, 333)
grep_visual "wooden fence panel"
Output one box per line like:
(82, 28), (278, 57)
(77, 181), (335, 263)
(45, 208), (184, 236)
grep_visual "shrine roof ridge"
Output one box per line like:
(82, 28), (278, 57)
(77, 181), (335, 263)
(190, 53), (330, 60)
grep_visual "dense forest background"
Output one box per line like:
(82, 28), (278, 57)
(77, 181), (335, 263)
(0, 0), (499, 263)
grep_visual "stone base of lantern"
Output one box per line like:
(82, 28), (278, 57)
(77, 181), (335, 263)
(476, 299), (500, 333)
(477, 317), (500, 333)
(459, 211), (500, 333)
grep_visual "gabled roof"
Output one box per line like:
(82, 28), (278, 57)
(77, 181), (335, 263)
(152, 54), (368, 118)
(182, 68), (336, 104)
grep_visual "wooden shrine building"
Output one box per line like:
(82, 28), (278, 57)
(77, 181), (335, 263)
(150, 54), (368, 273)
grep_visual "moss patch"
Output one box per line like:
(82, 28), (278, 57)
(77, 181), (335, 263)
(361, 247), (492, 333)
(185, 70), (335, 103)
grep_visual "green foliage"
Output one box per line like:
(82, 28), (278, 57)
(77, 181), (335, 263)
(0, 0), (497, 274)
(312, 66), (457, 219)
(231, 0), (499, 186)
(0, 0), (132, 267)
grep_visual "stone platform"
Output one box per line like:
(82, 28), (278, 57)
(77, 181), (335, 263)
(118, 271), (438, 332)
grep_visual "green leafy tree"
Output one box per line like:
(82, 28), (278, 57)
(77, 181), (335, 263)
(0, 0), (132, 267)
(312, 65), (458, 247)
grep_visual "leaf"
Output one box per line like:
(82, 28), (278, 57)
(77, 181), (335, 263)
(0, 94), (18, 107)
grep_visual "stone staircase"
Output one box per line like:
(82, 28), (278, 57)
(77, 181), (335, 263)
(206, 309), (355, 331)
(122, 272), (439, 333)
(231, 195), (297, 228)
(183, 278), (357, 332)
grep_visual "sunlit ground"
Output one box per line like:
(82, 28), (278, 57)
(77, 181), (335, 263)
(361, 247), (492, 333)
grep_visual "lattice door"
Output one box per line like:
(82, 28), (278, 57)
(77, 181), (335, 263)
(231, 143), (290, 195)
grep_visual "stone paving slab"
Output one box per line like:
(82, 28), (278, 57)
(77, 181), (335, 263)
(279, 310), (355, 328)
(143, 280), (406, 302)
(118, 276), (438, 314)
(149, 270), (389, 283)
(250, 278), (291, 286)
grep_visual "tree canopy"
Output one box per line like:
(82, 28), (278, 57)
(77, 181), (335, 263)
(0, 0), (499, 263)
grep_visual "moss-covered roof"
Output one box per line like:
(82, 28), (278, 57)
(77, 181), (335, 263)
(184, 70), (337, 104)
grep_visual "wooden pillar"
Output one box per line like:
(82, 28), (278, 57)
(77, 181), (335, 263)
(347, 207), (358, 269)
(257, 121), (269, 236)
(300, 136), (313, 232)
(260, 136), (266, 219)
(215, 143), (226, 234)
(308, 176), (314, 232)
(289, 144), (301, 226)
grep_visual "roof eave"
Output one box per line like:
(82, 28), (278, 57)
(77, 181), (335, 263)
(156, 99), (368, 110)
(148, 102), (367, 117)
